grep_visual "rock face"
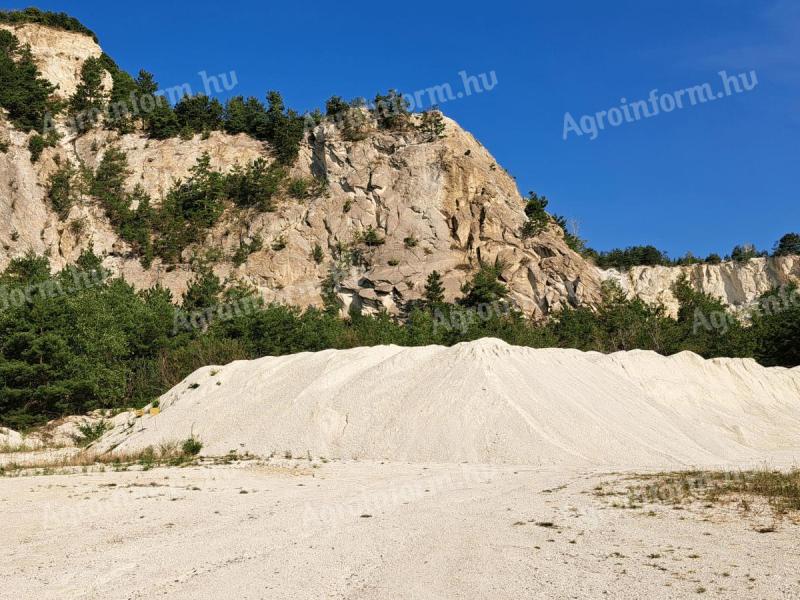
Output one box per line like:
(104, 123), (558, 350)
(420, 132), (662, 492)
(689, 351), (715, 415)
(1, 23), (796, 319)
(599, 257), (800, 316)
(0, 23), (104, 98)
(0, 24), (602, 317)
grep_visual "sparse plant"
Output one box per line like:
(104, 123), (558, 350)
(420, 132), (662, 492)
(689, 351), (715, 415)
(362, 225), (385, 247)
(417, 108), (446, 141)
(312, 243), (324, 264)
(73, 420), (110, 447)
(181, 436), (203, 457)
(271, 235), (287, 251)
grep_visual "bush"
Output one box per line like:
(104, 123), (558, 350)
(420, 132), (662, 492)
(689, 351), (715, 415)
(73, 420), (109, 447)
(287, 177), (312, 199)
(27, 133), (54, 162)
(362, 226), (385, 247)
(312, 243), (324, 264)
(47, 160), (82, 218)
(325, 95), (349, 117)
(181, 436), (203, 456)
(232, 235), (263, 266)
(459, 261), (508, 308)
(418, 109), (445, 140)
(373, 89), (410, 130)
(225, 158), (284, 211)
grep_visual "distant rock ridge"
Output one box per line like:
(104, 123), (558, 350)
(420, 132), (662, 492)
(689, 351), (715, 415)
(599, 256), (800, 317)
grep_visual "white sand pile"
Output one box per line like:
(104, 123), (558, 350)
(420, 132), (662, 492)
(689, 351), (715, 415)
(100, 338), (800, 468)
(0, 426), (23, 449)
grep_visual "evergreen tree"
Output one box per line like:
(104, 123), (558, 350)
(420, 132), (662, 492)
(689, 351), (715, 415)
(145, 95), (180, 139)
(423, 271), (445, 305)
(0, 30), (57, 132)
(773, 233), (800, 257)
(69, 56), (107, 131)
(459, 262), (508, 307)
(182, 267), (222, 312)
(521, 192), (550, 238)
(175, 94), (224, 133)
(751, 285), (800, 367)
(418, 109), (445, 141)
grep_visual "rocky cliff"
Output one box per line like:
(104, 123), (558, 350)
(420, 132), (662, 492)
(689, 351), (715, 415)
(1, 22), (796, 319)
(599, 256), (800, 316)
(0, 23), (603, 318)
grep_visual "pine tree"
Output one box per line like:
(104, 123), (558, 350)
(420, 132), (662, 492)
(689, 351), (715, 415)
(773, 233), (800, 257)
(0, 30), (57, 132)
(423, 271), (445, 305)
(69, 56), (107, 130)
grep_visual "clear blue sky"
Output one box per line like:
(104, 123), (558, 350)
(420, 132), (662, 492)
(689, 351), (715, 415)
(24, 0), (800, 257)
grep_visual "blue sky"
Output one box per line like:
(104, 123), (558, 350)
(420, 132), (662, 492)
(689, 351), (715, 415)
(24, 0), (800, 257)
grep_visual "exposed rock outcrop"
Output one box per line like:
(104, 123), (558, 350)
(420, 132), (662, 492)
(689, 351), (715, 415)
(0, 23), (105, 98)
(1, 22), (796, 320)
(599, 256), (800, 316)
(0, 24), (603, 317)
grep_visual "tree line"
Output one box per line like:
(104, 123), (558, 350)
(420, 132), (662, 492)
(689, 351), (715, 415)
(521, 193), (800, 269)
(1, 252), (796, 430)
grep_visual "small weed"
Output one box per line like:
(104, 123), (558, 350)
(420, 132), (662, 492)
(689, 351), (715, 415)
(403, 235), (418, 248)
(73, 420), (110, 447)
(181, 437), (203, 457)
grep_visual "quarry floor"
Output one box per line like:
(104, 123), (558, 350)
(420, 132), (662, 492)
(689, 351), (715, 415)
(1, 460), (799, 600)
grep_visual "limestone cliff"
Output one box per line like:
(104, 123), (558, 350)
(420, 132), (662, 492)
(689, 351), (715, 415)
(0, 23), (602, 317)
(1, 22), (795, 320)
(0, 22), (105, 98)
(598, 256), (800, 316)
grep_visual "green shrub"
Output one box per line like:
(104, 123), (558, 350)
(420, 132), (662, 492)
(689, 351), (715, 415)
(373, 89), (410, 130)
(27, 135), (44, 162)
(181, 436), (203, 456)
(47, 160), (82, 219)
(73, 420), (110, 447)
(232, 235), (263, 266)
(418, 109), (445, 140)
(362, 226), (385, 247)
(311, 243), (324, 264)
(225, 158), (284, 211)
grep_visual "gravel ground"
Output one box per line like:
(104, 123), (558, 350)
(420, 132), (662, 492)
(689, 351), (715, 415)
(2, 460), (799, 599)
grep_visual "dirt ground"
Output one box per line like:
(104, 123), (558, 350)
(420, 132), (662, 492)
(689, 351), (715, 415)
(2, 460), (799, 599)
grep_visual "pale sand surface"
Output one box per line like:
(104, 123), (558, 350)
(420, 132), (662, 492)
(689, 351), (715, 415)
(1, 460), (799, 599)
(100, 339), (800, 469)
(4, 339), (800, 598)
